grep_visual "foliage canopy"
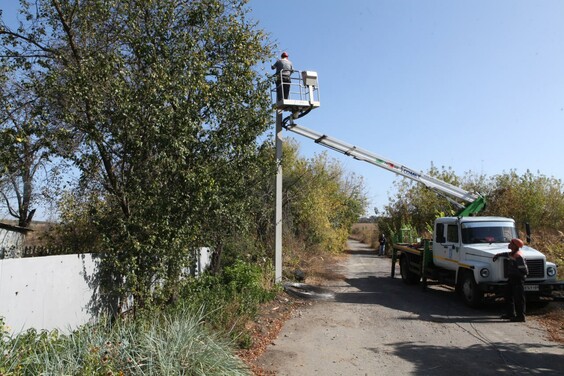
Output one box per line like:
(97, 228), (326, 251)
(1, 0), (275, 310)
(2, 0), (370, 313)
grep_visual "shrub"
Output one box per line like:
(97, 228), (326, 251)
(177, 260), (277, 347)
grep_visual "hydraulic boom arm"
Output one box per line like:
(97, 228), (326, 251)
(284, 122), (485, 216)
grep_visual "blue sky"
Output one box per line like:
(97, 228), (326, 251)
(249, 0), (564, 214)
(2, 1), (564, 218)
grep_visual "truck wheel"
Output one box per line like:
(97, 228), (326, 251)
(400, 255), (419, 285)
(461, 271), (483, 307)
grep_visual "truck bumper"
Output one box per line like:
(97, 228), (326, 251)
(480, 280), (564, 298)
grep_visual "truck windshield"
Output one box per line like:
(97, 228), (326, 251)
(461, 221), (517, 244)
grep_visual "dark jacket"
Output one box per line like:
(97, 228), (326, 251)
(501, 252), (529, 278)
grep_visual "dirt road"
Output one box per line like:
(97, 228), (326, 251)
(257, 240), (564, 376)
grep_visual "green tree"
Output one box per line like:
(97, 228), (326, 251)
(380, 165), (564, 251)
(484, 170), (564, 230)
(213, 140), (278, 269)
(1, 0), (273, 311)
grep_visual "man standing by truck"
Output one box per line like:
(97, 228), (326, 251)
(493, 238), (529, 322)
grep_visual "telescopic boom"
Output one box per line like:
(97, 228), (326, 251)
(284, 122), (485, 216)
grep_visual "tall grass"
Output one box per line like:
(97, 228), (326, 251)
(1, 306), (250, 375)
(532, 229), (564, 273)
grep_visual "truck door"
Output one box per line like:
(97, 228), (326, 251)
(433, 220), (460, 269)
(444, 223), (460, 265)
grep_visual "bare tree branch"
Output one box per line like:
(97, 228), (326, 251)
(0, 29), (57, 56)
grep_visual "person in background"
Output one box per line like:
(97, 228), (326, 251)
(493, 238), (529, 322)
(378, 233), (386, 256)
(271, 51), (293, 101)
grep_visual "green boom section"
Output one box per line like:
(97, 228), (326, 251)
(456, 196), (486, 217)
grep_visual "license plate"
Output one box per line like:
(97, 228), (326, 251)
(524, 285), (539, 292)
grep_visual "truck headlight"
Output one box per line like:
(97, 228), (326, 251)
(547, 266), (557, 277)
(480, 268), (490, 278)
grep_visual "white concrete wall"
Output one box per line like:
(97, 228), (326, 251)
(0, 249), (212, 335)
(0, 254), (97, 335)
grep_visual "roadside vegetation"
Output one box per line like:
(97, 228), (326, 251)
(366, 165), (564, 271)
(0, 259), (286, 375)
(0, 138), (363, 374)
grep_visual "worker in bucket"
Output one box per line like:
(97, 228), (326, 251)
(493, 238), (529, 322)
(271, 51), (293, 101)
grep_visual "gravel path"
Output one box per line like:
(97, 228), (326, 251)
(257, 240), (564, 376)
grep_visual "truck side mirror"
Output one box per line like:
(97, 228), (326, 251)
(525, 223), (531, 244)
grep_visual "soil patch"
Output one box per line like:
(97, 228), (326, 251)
(237, 293), (311, 375)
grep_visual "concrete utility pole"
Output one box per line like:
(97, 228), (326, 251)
(272, 70), (320, 284)
(275, 110), (283, 282)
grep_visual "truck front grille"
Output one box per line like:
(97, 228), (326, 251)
(504, 258), (544, 279)
(525, 259), (545, 278)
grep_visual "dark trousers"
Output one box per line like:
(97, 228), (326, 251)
(276, 77), (291, 101)
(505, 275), (526, 318)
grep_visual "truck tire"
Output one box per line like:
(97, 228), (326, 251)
(460, 271), (483, 307)
(400, 255), (419, 285)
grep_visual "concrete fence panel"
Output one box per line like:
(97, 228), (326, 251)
(0, 254), (97, 335)
(0, 249), (211, 335)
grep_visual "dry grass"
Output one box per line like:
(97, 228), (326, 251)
(238, 293), (309, 376)
(529, 229), (564, 271)
(301, 253), (347, 285)
(350, 223), (378, 248)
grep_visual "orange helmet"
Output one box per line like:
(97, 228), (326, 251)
(510, 238), (524, 248)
